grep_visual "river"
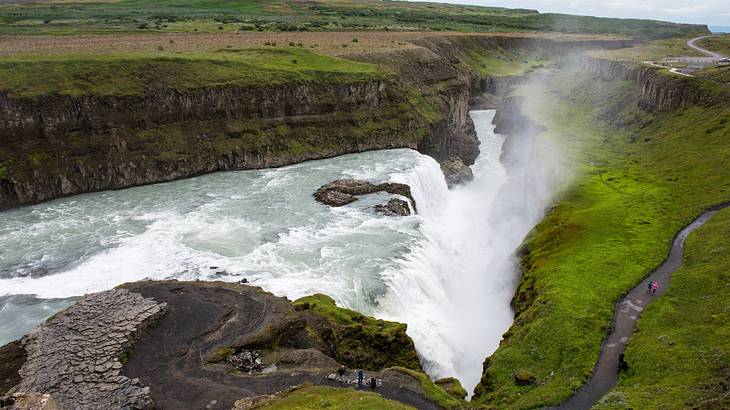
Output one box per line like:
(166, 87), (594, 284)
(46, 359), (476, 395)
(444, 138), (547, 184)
(0, 109), (557, 395)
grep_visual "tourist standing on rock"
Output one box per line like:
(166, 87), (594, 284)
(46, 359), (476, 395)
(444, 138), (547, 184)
(357, 369), (364, 387)
(646, 280), (653, 294)
(652, 281), (659, 295)
(338, 365), (346, 377)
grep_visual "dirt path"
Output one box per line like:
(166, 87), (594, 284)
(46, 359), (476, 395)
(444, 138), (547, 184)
(556, 202), (730, 409)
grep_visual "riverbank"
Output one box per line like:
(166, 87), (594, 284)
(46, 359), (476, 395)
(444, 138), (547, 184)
(472, 56), (730, 407)
(0, 32), (637, 209)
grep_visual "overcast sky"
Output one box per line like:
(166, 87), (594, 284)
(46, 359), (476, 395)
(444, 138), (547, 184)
(409, 0), (730, 26)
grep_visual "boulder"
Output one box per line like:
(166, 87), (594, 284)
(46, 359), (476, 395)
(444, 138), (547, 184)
(435, 377), (467, 400)
(513, 369), (537, 386)
(374, 198), (411, 216)
(440, 157), (474, 188)
(314, 179), (416, 213)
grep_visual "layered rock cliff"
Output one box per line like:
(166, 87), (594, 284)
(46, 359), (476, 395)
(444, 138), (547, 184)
(577, 56), (730, 111)
(0, 35), (635, 210)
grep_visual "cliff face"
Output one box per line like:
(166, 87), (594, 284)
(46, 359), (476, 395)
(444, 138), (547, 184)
(577, 56), (730, 111)
(0, 35), (635, 209)
(0, 79), (435, 209)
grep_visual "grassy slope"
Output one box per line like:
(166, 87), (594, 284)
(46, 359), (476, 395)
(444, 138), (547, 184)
(594, 207), (730, 409)
(697, 34), (730, 57)
(589, 37), (705, 61)
(474, 67), (730, 408)
(0, 0), (708, 38)
(0, 48), (381, 98)
(246, 384), (415, 409)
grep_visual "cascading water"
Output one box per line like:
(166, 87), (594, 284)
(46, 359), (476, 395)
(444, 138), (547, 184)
(0, 109), (560, 396)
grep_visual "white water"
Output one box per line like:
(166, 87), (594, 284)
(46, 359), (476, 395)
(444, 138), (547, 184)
(0, 110), (559, 395)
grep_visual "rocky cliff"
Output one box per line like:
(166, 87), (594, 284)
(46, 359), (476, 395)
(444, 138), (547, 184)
(0, 281), (453, 410)
(0, 35), (635, 210)
(577, 56), (730, 111)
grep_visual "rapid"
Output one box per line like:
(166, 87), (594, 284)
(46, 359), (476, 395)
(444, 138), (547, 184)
(0, 110), (557, 395)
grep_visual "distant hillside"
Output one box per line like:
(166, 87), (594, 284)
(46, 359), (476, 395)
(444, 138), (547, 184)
(0, 0), (709, 38)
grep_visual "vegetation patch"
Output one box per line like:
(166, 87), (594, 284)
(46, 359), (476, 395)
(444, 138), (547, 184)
(240, 383), (414, 409)
(389, 367), (467, 409)
(474, 66), (730, 408)
(596, 207), (730, 409)
(294, 295), (423, 372)
(0, 0), (708, 37)
(0, 48), (381, 98)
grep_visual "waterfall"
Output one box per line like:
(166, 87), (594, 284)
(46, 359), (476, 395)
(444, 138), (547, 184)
(0, 110), (563, 399)
(377, 110), (563, 395)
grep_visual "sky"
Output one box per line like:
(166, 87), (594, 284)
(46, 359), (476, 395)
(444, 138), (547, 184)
(409, 0), (730, 27)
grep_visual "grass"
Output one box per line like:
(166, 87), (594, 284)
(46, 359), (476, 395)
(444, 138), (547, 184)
(389, 367), (467, 409)
(0, 48), (381, 98)
(594, 207), (730, 409)
(462, 51), (551, 77)
(247, 384), (415, 409)
(294, 295), (423, 371)
(473, 65), (730, 408)
(0, 0), (709, 38)
(697, 34), (730, 57)
(589, 37), (706, 61)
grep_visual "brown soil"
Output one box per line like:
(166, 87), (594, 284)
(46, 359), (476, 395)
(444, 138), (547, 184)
(0, 31), (622, 58)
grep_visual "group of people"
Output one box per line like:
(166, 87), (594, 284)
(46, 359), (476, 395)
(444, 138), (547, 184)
(337, 365), (380, 389)
(646, 280), (660, 295)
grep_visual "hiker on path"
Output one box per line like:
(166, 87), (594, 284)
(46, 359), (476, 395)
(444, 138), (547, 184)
(646, 280), (653, 294)
(652, 281), (659, 295)
(357, 370), (364, 387)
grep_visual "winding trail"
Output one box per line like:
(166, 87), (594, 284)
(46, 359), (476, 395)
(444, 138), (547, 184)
(556, 202), (730, 409)
(687, 35), (725, 58)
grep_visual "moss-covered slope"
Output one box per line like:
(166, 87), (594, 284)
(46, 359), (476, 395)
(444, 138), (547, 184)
(473, 63), (730, 408)
(594, 207), (730, 410)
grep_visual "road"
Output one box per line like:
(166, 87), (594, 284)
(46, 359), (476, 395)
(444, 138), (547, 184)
(687, 35), (726, 58)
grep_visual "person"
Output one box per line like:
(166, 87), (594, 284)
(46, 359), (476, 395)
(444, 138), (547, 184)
(337, 365), (346, 377)
(652, 281), (659, 295)
(357, 370), (364, 387)
(646, 280), (653, 295)
(369, 377), (377, 389)
(618, 353), (629, 372)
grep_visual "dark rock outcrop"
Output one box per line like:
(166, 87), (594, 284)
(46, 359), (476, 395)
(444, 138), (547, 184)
(0, 281), (428, 409)
(0, 341), (25, 398)
(440, 157), (474, 187)
(374, 198), (411, 216)
(314, 179), (417, 213)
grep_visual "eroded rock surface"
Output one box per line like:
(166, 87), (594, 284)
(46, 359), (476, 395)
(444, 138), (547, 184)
(314, 179), (417, 213)
(374, 198), (411, 216)
(440, 157), (474, 187)
(5, 289), (166, 410)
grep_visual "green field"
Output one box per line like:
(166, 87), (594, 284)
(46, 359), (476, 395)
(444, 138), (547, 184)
(595, 207), (730, 409)
(473, 65), (730, 408)
(0, 47), (382, 98)
(242, 384), (415, 409)
(589, 37), (705, 61)
(697, 34), (730, 57)
(0, 0), (708, 38)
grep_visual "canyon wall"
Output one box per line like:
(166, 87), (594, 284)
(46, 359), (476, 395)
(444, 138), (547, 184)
(0, 35), (633, 209)
(578, 56), (730, 111)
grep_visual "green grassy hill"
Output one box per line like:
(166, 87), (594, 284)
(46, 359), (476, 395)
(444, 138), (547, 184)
(595, 207), (730, 409)
(0, 0), (709, 38)
(472, 61), (730, 408)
